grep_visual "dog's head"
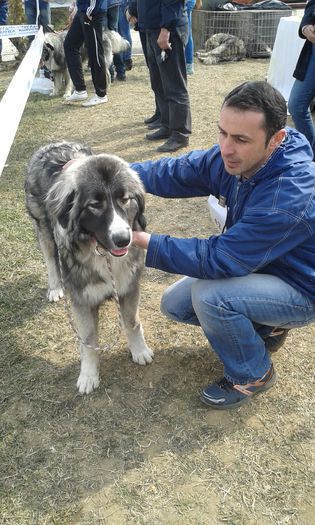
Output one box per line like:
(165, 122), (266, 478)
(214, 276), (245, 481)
(42, 32), (66, 70)
(47, 154), (146, 258)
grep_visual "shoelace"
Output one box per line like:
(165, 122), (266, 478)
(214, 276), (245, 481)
(217, 377), (234, 392)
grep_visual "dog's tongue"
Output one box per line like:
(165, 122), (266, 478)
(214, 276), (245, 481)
(110, 247), (128, 257)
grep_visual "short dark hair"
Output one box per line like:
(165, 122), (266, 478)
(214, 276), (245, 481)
(223, 81), (287, 144)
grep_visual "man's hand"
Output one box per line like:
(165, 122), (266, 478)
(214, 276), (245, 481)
(302, 24), (315, 43)
(132, 231), (151, 249)
(126, 9), (137, 26)
(157, 28), (171, 50)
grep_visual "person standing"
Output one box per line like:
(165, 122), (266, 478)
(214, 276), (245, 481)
(24, 0), (51, 35)
(118, 0), (133, 71)
(64, 0), (108, 106)
(127, 0), (192, 152)
(185, 0), (196, 75)
(24, 0), (51, 59)
(288, 0), (315, 158)
(106, 0), (126, 81)
(0, 0), (8, 63)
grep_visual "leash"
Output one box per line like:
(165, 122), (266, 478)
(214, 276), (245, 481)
(57, 248), (124, 352)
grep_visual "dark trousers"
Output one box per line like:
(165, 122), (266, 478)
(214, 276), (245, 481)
(64, 11), (107, 97)
(139, 29), (160, 120)
(146, 29), (191, 138)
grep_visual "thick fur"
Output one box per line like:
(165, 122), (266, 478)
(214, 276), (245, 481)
(42, 29), (130, 96)
(196, 33), (246, 65)
(25, 142), (153, 394)
(196, 32), (271, 65)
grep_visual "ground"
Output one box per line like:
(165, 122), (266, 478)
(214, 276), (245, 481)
(0, 55), (314, 525)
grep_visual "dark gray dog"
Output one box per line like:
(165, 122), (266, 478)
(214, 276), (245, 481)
(25, 142), (153, 394)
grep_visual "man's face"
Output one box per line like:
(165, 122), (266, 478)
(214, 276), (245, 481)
(218, 106), (278, 179)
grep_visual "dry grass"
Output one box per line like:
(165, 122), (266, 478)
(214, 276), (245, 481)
(0, 56), (314, 525)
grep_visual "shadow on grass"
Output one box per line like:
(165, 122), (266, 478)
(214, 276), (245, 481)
(0, 325), (231, 520)
(0, 275), (48, 334)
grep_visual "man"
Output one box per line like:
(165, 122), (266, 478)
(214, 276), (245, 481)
(24, 0), (51, 37)
(131, 81), (315, 410)
(64, 0), (108, 107)
(127, 0), (191, 152)
(106, 0), (126, 82)
(0, 0), (8, 64)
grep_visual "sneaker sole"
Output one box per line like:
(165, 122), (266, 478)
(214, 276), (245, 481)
(82, 96), (108, 107)
(199, 371), (277, 410)
(65, 97), (88, 102)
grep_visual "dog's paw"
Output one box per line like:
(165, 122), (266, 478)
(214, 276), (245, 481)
(131, 346), (154, 366)
(47, 287), (64, 302)
(76, 370), (100, 395)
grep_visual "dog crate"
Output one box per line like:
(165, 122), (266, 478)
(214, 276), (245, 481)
(192, 9), (292, 57)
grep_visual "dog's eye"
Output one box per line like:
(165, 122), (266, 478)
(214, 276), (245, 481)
(119, 196), (130, 206)
(87, 202), (103, 210)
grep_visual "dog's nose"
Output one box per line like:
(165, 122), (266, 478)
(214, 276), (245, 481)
(112, 231), (131, 248)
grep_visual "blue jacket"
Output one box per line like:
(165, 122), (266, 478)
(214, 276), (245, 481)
(128, 0), (187, 31)
(76, 0), (107, 15)
(131, 128), (315, 303)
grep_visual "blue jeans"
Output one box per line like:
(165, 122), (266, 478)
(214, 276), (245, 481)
(161, 274), (315, 384)
(24, 0), (51, 26)
(185, 0), (196, 65)
(0, 0), (8, 56)
(24, 0), (51, 43)
(118, 3), (132, 62)
(288, 43), (315, 158)
(105, 5), (125, 75)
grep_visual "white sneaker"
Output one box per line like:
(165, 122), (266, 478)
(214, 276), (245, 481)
(82, 94), (108, 107)
(64, 90), (88, 102)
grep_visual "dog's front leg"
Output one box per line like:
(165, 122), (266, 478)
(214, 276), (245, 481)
(36, 224), (64, 302)
(119, 289), (154, 365)
(64, 70), (73, 98)
(72, 303), (100, 394)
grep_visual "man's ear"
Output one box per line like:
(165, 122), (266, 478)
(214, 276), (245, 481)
(269, 129), (286, 149)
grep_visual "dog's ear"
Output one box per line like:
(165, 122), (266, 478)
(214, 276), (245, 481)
(57, 190), (76, 228)
(54, 50), (65, 67)
(43, 24), (54, 34)
(47, 179), (76, 229)
(133, 191), (146, 231)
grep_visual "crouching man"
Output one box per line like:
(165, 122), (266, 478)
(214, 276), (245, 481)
(131, 81), (315, 409)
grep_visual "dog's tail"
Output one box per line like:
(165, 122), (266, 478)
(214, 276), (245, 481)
(104, 30), (130, 54)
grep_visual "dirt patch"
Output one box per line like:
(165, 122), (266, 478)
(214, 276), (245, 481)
(0, 56), (314, 525)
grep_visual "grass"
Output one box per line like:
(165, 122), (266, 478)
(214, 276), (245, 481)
(0, 56), (314, 525)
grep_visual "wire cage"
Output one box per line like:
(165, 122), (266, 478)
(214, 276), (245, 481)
(192, 9), (292, 57)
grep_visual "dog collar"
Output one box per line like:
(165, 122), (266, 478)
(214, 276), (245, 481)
(62, 159), (78, 171)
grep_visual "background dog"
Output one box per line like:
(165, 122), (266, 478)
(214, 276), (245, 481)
(42, 29), (130, 96)
(196, 32), (271, 65)
(25, 142), (153, 394)
(196, 33), (246, 65)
